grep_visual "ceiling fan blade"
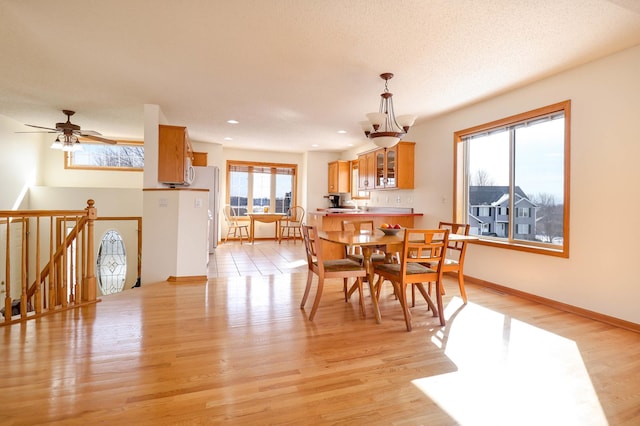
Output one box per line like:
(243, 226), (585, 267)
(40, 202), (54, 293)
(79, 129), (102, 136)
(16, 131), (58, 134)
(81, 134), (118, 145)
(25, 124), (58, 131)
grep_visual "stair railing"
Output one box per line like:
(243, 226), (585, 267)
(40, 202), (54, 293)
(0, 199), (98, 324)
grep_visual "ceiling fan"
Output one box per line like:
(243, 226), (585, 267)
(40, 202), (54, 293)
(22, 109), (118, 150)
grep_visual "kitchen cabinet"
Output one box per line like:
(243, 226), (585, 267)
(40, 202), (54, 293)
(358, 141), (415, 190)
(158, 124), (194, 185)
(192, 151), (208, 166)
(357, 151), (376, 191)
(328, 160), (350, 193)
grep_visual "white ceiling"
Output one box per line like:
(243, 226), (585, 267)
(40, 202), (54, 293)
(1, 0), (640, 153)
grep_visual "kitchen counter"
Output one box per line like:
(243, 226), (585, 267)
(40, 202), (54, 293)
(309, 208), (422, 218)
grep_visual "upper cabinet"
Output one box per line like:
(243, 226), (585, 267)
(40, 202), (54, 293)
(328, 160), (351, 193)
(358, 141), (415, 190)
(357, 151), (376, 191)
(158, 124), (194, 185)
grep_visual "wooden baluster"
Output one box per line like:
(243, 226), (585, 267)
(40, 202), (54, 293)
(4, 217), (11, 322)
(35, 217), (42, 314)
(61, 216), (67, 308)
(73, 215), (81, 304)
(20, 218), (27, 317)
(49, 215), (55, 310)
(83, 200), (97, 302)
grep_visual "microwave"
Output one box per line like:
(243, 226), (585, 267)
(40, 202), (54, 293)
(183, 156), (195, 186)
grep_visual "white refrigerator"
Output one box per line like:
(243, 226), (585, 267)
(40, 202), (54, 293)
(192, 166), (220, 253)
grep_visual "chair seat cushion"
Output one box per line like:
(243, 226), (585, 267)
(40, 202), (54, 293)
(314, 258), (365, 272)
(374, 262), (435, 275)
(347, 253), (387, 263)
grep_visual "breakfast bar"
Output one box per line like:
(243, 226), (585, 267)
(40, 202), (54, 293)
(306, 207), (423, 259)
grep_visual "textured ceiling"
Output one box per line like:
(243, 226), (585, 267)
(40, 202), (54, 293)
(1, 0), (640, 152)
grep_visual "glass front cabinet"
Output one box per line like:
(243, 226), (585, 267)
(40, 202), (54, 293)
(359, 141), (414, 190)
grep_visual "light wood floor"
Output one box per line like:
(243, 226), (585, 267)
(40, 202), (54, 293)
(2, 240), (640, 425)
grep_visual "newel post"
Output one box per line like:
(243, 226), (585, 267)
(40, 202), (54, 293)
(83, 199), (97, 302)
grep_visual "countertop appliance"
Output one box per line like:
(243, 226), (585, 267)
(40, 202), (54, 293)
(327, 194), (341, 208)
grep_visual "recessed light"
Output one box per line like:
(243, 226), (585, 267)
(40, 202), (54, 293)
(337, 130), (347, 134)
(227, 119), (239, 124)
(224, 137), (233, 141)
(311, 144), (319, 148)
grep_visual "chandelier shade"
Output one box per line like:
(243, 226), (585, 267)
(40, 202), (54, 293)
(362, 73), (416, 148)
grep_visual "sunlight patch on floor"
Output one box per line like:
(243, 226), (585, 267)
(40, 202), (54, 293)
(412, 299), (607, 425)
(285, 259), (307, 269)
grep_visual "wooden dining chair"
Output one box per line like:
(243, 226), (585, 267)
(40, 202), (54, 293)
(340, 219), (388, 301)
(222, 205), (249, 244)
(373, 228), (449, 331)
(279, 206), (305, 243)
(411, 221), (471, 306)
(340, 219), (387, 264)
(300, 224), (367, 321)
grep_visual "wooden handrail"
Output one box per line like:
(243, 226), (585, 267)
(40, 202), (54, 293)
(1, 200), (97, 324)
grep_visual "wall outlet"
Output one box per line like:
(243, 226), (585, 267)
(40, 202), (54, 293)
(195, 198), (203, 208)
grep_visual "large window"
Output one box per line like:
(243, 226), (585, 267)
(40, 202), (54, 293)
(226, 161), (297, 217)
(66, 140), (144, 171)
(454, 100), (570, 257)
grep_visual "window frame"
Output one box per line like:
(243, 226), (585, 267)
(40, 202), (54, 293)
(225, 160), (298, 219)
(65, 139), (144, 171)
(453, 100), (570, 258)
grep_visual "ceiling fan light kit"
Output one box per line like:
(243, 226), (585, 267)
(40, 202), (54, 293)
(362, 73), (416, 148)
(24, 109), (118, 149)
(50, 134), (82, 152)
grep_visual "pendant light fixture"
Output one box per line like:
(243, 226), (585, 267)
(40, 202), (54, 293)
(360, 73), (416, 148)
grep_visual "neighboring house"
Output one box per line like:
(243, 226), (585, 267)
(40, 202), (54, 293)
(468, 186), (537, 240)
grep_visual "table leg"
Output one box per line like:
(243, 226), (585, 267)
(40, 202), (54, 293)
(250, 218), (255, 244)
(361, 246), (382, 324)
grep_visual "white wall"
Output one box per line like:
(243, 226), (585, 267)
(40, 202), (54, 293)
(0, 115), (44, 210)
(408, 45), (640, 324)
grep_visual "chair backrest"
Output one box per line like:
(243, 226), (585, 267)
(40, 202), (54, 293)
(439, 221), (470, 260)
(341, 219), (375, 256)
(400, 228), (449, 282)
(301, 224), (321, 269)
(286, 206), (305, 223)
(341, 219), (375, 233)
(222, 205), (239, 226)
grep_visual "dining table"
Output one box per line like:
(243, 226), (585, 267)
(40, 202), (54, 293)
(318, 229), (477, 324)
(247, 212), (286, 244)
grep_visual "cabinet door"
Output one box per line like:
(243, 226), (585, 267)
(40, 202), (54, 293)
(358, 152), (376, 190)
(385, 147), (397, 188)
(357, 156), (367, 190)
(336, 161), (350, 193)
(328, 161), (338, 192)
(158, 125), (187, 184)
(375, 150), (386, 188)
